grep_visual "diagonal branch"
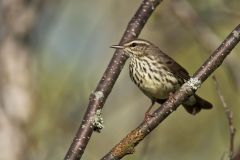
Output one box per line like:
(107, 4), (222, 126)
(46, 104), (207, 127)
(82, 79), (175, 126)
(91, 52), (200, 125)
(101, 24), (240, 160)
(64, 0), (163, 159)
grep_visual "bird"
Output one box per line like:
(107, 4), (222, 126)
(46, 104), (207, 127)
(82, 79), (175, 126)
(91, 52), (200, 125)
(111, 39), (212, 117)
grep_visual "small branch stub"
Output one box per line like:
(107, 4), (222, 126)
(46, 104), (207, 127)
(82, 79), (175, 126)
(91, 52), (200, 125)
(94, 91), (104, 100)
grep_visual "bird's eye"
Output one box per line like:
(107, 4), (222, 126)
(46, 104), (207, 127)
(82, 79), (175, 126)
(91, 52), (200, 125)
(130, 43), (137, 47)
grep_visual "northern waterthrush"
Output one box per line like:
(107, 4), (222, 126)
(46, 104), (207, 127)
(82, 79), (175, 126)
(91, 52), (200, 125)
(111, 39), (212, 116)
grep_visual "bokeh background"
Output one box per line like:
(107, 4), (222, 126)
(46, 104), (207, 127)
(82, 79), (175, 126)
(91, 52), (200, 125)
(0, 0), (240, 160)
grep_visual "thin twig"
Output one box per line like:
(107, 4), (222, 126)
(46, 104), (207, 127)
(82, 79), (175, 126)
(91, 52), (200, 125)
(64, 0), (163, 160)
(101, 24), (240, 160)
(213, 76), (236, 160)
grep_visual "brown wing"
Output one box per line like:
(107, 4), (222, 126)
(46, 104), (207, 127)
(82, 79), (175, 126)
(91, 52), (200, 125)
(160, 51), (190, 81)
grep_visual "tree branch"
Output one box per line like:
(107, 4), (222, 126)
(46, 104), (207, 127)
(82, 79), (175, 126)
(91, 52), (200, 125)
(213, 76), (236, 160)
(101, 24), (240, 160)
(64, 0), (163, 159)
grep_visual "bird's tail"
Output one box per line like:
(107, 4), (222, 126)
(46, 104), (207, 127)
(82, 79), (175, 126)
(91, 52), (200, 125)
(183, 94), (213, 115)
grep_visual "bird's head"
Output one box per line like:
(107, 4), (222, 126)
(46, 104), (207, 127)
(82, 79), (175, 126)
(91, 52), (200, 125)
(111, 39), (155, 58)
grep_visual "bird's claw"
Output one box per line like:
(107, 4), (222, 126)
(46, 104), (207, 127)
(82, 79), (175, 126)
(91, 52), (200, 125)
(144, 112), (155, 121)
(168, 92), (176, 102)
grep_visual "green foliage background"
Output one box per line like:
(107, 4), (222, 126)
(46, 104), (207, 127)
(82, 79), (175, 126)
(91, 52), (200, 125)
(28, 0), (240, 159)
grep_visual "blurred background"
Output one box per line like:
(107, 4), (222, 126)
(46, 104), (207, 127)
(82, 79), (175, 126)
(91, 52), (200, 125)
(0, 0), (240, 160)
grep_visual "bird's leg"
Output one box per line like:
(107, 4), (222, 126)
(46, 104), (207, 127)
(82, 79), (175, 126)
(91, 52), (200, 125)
(144, 100), (155, 120)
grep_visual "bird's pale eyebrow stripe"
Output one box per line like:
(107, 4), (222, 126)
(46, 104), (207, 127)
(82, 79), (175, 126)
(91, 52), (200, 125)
(126, 40), (151, 46)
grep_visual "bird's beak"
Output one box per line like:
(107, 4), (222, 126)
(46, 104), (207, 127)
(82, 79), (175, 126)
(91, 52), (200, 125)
(110, 45), (124, 49)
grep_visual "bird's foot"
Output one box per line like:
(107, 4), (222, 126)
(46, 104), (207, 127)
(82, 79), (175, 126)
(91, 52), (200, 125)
(168, 92), (176, 102)
(144, 111), (155, 121)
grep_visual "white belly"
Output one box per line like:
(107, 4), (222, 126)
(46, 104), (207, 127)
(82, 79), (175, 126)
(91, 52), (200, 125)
(139, 73), (179, 99)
